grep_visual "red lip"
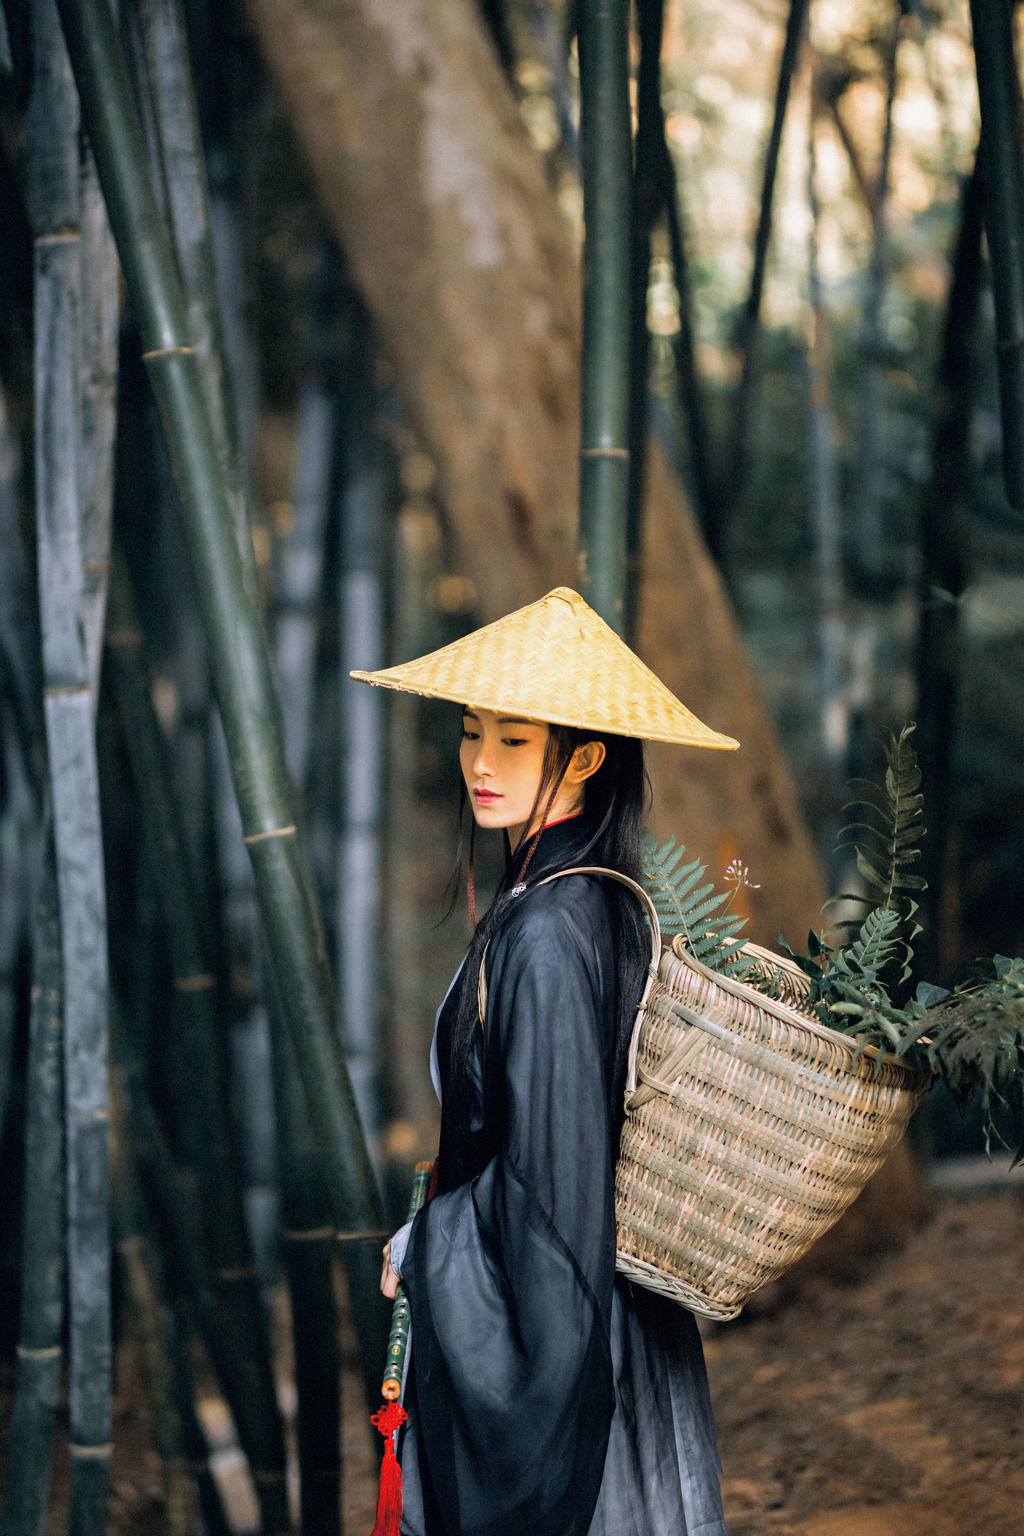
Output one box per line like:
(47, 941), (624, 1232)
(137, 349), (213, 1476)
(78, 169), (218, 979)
(472, 789), (500, 803)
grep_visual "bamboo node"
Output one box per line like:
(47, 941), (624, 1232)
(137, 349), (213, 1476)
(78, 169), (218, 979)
(16, 1344), (62, 1360)
(996, 334), (1024, 353)
(282, 1225), (335, 1243)
(37, 228), (80, 245)
(253, 1470), (288, 1487)
(141, 344), (197, 361)
(70, 1443), (113, 1460)
(174, 972), (216, 993)
(242, 824), (297, 846)
(579, 446), (630, 460)
(215, 1265), (258, 1283)
(44, 684), (90, 700)
(335, 1228), (391, 1244)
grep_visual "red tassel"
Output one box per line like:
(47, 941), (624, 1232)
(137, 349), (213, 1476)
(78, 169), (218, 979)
(370, 1400), (408, 1536)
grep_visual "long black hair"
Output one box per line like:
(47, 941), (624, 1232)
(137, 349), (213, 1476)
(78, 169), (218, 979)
(445, 722), (651, 1132)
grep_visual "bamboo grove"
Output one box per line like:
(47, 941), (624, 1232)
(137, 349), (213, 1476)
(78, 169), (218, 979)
(1, 0), (1023, 1533)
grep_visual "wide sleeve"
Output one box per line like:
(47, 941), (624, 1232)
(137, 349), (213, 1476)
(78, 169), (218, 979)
(401, 879), (620, 1536)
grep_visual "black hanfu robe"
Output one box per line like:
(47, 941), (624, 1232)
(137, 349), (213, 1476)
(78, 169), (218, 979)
(398, 819), (727, 1536)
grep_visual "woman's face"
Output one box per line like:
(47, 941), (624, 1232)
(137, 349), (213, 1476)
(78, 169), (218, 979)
(460, 707), (588, 845)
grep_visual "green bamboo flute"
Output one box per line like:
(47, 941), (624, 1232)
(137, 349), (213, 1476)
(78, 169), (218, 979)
(381, 1162), (432, 1400)
(369, 1161), (432, 1536)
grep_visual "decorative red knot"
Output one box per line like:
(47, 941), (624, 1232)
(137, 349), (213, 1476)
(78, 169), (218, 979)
(371, 1401), (408, 1439)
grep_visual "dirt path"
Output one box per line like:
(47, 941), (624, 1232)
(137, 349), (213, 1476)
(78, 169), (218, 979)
(705, 1177), (1024, 1536)
(4, 1176), (1021, 1534)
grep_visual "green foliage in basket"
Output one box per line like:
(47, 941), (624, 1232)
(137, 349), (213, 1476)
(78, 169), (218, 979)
(775, 726), (1024, 1162)
(641, 832), (750, 977)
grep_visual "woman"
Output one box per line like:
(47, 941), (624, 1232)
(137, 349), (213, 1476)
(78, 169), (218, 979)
(352, 587), (737, 1536)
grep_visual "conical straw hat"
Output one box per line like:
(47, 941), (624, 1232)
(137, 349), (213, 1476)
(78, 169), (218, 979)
(351, 587), (738, 750)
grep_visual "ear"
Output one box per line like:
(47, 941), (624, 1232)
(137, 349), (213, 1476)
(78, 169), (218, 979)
(568, 739), (606, 785)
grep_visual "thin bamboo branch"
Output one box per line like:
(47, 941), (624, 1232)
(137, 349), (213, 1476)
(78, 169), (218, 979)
(577, 0), (632, 631)
(968, 0), (1024, 507)
(54, 0), (385, 1382)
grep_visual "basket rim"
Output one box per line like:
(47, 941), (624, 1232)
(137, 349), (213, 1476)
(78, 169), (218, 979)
(669, 937), (928, 1082)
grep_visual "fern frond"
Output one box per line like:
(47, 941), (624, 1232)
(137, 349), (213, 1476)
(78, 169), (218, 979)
(641, 830), (750, 978)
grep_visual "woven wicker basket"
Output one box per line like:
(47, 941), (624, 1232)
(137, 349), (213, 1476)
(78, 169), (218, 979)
(615, 934), (928, 1321)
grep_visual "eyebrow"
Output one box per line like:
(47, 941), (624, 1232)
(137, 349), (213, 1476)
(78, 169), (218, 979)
(462, 710), (538, 726)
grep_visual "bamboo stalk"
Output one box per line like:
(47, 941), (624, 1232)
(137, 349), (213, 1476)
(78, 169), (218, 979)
(724, 0), (810, 559)
(104, 553), (290, 1534)
(3, 822), (65, 1536)
(804, 72), (847, 885)
(338, 292), (384, 1143)
(968, 0), (1024, 508)
(274, 240), (339, 793)
(577, 0), (632, 632)
(131, 0), (258, 599)
(114, 1004), (285, 1534)
(78, 144), (118, 695)
(270, 993), (341, 1536)
(915, 161), (984, 981)
(28, 7), (111, 1531)
(850, 10), (902, 585)
(626, 0), (667, 642)
(54, 0), (385, 1385)
(110, 1091), (196, 1536)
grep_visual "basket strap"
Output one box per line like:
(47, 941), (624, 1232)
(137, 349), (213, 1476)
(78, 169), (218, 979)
(475, 866), (662, 1037)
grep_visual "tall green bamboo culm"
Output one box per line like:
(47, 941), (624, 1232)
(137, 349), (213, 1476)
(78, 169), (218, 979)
(53, 0), (386, 1372)
(104, 555), (290, 1534)
(968, 0), (1024, 508)
(29, 5), (111, 1530)
(577, 0), (632, 633)
(4, 823), (65, 1536)
(129, 0), (259, 602)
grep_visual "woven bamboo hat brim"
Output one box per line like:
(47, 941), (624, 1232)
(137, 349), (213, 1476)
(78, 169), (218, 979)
(350, 587), (738, 750)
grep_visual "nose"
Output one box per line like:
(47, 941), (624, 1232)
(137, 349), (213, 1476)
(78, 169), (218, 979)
(472, 740), (494, 777)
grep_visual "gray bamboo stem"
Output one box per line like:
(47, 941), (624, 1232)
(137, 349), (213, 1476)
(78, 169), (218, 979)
(29, 7), (111, 1530)
(577, 0), (632, 632)
(3, 823), (65, 1536)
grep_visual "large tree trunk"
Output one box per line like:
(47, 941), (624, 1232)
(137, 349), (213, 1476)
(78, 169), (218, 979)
(240, 0), (823, 943)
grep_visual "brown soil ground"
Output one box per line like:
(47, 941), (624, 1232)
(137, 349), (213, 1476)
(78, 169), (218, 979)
(3, 1172), (1022, 1535)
